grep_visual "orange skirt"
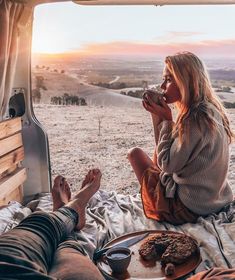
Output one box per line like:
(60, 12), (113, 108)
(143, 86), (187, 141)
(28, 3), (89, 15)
(188, 268), (235, 280)
(141, 167), (199, 225)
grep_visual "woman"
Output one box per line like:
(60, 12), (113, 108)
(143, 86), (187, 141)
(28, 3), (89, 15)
(128, 52), (234, 225)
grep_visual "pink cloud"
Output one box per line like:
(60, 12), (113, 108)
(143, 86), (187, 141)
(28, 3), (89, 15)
(73, 39), (235, 58)
(167, 31), (204, 37)
(162, 31), (205, 41)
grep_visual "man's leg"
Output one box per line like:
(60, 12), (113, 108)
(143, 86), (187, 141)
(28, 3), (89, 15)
(0, 169), (102, 279)
(49, 237), (104, 280)
(0, 207), (78, 279)
(49, 170), (104, 280)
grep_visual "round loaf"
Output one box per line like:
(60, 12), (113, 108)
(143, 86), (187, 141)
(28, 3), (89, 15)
(139, 232), (198, 265)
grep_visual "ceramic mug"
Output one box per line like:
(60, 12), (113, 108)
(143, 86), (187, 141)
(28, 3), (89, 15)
(143, 90), (164, 105)
(105, 247), (132, 274)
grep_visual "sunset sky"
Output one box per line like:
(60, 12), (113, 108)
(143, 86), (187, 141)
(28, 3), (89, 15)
(32, 3), (235, 58)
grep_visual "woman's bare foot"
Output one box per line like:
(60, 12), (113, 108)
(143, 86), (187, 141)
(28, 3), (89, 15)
(52, 176), (71, 211)
(66, 169), (102, 230)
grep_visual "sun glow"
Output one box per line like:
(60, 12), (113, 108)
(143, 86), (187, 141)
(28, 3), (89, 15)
(32, 33), (75, 54)
(32, 45), (66, 54)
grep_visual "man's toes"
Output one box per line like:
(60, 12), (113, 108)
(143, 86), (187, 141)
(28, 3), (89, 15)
(93, 169), (102, 180)
(82, 170), (94, 186)
(53, 175), (64, 188)
(87, 170), (94, 181)
(80, 169), (102, 192)
(60, 177), (66, 187)
(54, 175), (63, 184)
(65, 182), (71, 200)
(93, 168), (100, 174)
(89, 169), (98, 179)
(94, 168), (101, 175)
(81, 174), (89, 189)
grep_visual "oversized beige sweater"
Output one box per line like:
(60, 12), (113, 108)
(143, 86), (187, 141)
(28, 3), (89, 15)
(157, 105), (233, 216)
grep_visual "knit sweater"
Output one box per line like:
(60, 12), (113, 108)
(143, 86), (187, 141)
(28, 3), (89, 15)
(157, 105), (233, 216)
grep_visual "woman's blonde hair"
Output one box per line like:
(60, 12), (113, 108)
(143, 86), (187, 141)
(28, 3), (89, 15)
(165, 52), (234, 143)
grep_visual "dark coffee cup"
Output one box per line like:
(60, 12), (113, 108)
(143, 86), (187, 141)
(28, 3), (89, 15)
(143, 90), (163, 105)
(105, 247), (131, 274)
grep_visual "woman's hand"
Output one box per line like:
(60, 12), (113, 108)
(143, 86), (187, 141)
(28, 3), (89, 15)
(142, 93), (172, 122)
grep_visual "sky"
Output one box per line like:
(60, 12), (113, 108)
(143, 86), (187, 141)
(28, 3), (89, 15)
(32, 2), (235, 58)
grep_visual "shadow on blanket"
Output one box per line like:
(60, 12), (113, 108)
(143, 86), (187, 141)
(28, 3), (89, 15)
(1, 190), (235, 273)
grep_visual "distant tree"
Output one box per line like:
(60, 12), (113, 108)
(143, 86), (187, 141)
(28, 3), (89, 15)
(51, 96), (62, 105)
(35, 76), (47, 91)
(127, 90), (144, 99)
(79, 97), (87, 106)
(50, 96), (56, 104)
(32, 76), (47, 103)
(62, 93), (69, 105)
(32, 88), (41, 103)
(61, 70), (65, 74)
(222, 86), (232, 92)
(223, 101), (235, 108)
(50, 94), (87, 106)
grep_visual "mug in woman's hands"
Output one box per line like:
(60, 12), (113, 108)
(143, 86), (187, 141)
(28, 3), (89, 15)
(142, 90), (164, 105)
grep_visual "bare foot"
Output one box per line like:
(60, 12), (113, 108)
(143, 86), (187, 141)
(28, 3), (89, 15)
(52, 176), (71, 211)
(81, 169), (93, 189)
(66, 169), (102, 230)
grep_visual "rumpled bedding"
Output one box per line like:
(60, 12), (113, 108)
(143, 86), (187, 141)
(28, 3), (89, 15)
(1, 190), (235, 273)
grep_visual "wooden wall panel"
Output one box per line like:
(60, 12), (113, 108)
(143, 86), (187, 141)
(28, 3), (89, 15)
(0, 168), (26, 205)
(0, 185), (23, 205)
(0, 147), (24, 174)
(0, 118), (26, 206)
(0, 117), (21, 140)
(0, 133), (23, 157)
(0, 164), (17, 180)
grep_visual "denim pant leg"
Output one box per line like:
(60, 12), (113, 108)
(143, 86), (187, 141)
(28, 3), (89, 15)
(0, 206), (78, 278)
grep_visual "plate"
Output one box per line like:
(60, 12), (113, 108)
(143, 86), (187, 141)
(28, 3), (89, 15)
(97, 230), (201, 280)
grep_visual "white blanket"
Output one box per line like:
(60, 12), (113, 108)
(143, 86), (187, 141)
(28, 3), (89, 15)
(1, 190), (235, 272)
